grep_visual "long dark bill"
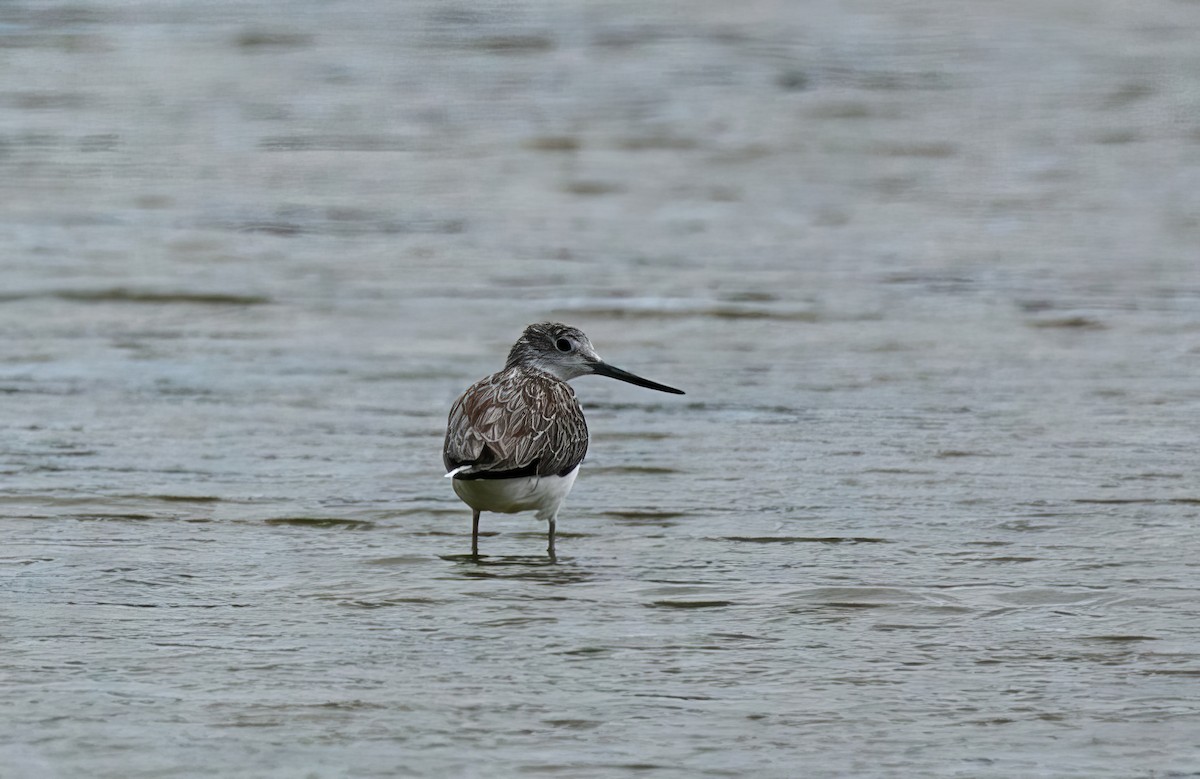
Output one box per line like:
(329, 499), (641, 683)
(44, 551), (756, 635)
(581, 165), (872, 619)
(591, 361), (685, 394)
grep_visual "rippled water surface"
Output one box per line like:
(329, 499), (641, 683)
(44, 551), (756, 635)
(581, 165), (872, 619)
(3, 1), (1200, 776)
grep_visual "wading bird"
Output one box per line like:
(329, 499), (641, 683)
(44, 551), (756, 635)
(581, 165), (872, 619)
(443, 322), (684, 560)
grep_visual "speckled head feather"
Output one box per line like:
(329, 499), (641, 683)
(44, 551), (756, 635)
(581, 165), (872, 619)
(503, 322), (602, 381)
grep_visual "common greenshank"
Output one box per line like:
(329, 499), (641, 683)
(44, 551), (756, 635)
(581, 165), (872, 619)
(443, 322), (684, 560)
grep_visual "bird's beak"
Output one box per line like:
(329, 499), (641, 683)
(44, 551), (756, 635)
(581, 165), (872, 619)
(589, 361), (685, 394)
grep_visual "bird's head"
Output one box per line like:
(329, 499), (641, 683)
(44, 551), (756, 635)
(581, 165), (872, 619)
(505, 322), (684, 394)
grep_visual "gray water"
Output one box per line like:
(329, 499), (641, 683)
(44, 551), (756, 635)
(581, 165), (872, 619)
(2, 1), (1200, 776)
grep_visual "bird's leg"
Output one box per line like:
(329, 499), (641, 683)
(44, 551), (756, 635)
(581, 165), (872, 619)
(471, 510), (481, 559)
(547, 516), (557, 562)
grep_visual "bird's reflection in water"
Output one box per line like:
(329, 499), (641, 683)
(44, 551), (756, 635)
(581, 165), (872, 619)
(439, 553), (594, 584)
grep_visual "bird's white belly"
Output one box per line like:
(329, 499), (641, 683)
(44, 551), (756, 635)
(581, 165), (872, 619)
(452, 466), (579, 521)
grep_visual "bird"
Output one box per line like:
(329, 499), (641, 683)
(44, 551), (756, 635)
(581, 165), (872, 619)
(443, 322), (684, 561)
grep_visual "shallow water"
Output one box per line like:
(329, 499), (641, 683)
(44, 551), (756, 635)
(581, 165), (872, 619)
(2, 1), (1200, 776)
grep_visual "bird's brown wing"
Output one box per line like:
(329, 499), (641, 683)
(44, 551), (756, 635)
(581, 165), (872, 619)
(443, 368), (589, 479)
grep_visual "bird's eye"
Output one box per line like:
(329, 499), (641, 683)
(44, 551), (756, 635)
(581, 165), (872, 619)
(555, 338), (572, 352)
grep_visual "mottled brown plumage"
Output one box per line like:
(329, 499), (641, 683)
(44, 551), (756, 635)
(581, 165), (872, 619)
(443, 366), (589, 480)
